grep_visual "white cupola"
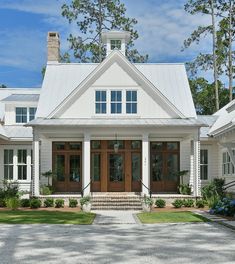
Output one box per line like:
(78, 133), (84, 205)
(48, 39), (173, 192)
(101, 30), (131, 57)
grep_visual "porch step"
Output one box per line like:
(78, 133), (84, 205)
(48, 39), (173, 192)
(91, 194), (142, 210)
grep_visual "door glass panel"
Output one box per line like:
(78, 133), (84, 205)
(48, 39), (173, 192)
(132, 153), (141, 181)
(55, 143), (65, 150)
(91, 141), (101, 149)
(69, 155), (80, 182)
(69, 143), (81, 150)
(108, 140), (124, 149)
(151, 142), (163, 151)
(55, 155), (65, 181)
(131, 141), (141, 149)
(167, 142), (178, 150)
(151, 154), (163, 181)
(91, 153), (100, 181)
(109, 154), (123, 182)
(166, 153), (178, 181)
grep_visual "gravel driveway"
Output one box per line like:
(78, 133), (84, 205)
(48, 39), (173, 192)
(0, 222), (234, 264)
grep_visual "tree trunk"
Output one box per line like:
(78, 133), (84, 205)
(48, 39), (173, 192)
(228, 0), (233, 101)
(210, 0), (220, 110)
(98, 0), (102, 63)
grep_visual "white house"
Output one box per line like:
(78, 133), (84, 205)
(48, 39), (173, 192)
(0, 30), (234, 198)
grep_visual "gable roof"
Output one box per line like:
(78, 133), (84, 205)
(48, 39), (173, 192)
(36, 51), (196, 119)
(209, 99), (235, 136)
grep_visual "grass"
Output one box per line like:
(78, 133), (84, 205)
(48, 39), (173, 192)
(0, 210), (95, 225)
(137, 211), (209, 224)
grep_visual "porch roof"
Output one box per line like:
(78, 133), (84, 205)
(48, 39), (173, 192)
(0, 125), (32, 140)
(1, 94), (40, 102)
(27, 117), (205, 127)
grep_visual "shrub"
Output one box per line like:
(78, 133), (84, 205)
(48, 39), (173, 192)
(20, 198), (30, 207)
(40, 186), (52, 195)
(44, 198), (54, 207)
(0, 181), (19, 199)
(172, 199), (183, 208)
(178, 184), (191, 195)
(211, 198), (235, 217)
(55, 199), (64, 208)
(6, 197), (20, 210)
(183, 199), (194, 207)
(155, 199), (166, 208)
(0, 198), (6, 207)
(30, 198), (41, 209)
(80, 196), (91, 206)
(196, 199), (205, 208)
(69, 198), (78, 208)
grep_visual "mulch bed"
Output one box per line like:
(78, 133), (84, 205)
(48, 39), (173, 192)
(151, 206), (208, 213)
(0, 207), (81, 212)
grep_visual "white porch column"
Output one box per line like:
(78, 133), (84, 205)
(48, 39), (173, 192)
(142, 133), (150, 196)
(190, 130), (201, 197)
(32, 129), (40, 196)
(82, 133), (90, 195)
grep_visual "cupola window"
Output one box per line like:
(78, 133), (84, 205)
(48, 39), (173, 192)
(110, 39), (121, 50)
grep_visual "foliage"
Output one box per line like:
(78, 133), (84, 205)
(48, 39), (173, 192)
(29, 198), (41, 209)
(0, 211), (96, 225)
(183, 199), (195, 207)
(80, 196), (91, 206)
(0, 181), (19, 199)
(137, 211), (208, 224)
(155, 199), (166, 208)
(0, 84), (7, 88)
(172, 199), (184, 208)
(20, 199), (30, 208)
(69, 198), (78, 208)
(210, 197), (235, 217)
(61, 0), (148, 63)
(55, 199), (64, 208)
(5, 197), (20, 210)
(142, 196), (154, 206)
(178, 184), (192, 195)
(0, 198), (6, 207)
(44, 198), (54, 208)
(40, 185), (53, 195)
(195, 199), (205, 208)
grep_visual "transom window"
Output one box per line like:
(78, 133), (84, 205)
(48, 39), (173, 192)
(95, 91), (106, 114)
(111, 91), (122, 114)
(126, 91), (137, 114)
(110, 39), (121, 50)
(200, 149), (208, 180)
(16, 107), (27, 123)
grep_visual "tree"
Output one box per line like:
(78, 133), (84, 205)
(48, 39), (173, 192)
(0, 84), (7, 88)
(189, 77), (229, 114)
(61, 0), (148, 63)
(183, 0), (220, 110)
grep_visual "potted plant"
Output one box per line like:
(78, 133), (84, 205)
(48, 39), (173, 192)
(80, 195), (91, 212)
(142, 195), (153, 212)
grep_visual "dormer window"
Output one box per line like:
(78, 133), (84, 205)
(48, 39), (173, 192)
(110, 39), (121, 50)
(16, 107), (37, 123)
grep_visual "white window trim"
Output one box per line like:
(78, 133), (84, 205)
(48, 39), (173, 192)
(222, 149), (235, 177)
(1, 146), (32, 182)
(200, 148), (209, 181)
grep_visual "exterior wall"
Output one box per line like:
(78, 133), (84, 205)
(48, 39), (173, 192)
(180, 138), (191, 184)
(40, 137), (52, 186)
(0, 143), (32, 192)
(60, 62), (177, 119)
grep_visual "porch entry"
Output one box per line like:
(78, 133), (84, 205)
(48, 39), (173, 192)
(150, 142), (180, 193)
(52, 142), (82, 192)
(91, 140), (142, 192)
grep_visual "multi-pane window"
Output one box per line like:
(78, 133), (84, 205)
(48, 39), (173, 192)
(200, 149), (208, 180)
(29, 107), (37, 121)
(111, 91), (122, 114)
(95, 91), (106, 114)
(4, 150), (13, 180)
(17, 149), (27, 180)
(16, 107), (27, 123)
(222, 152), (231, 175)
(126, 91), (137, 114)
(110, 39), (121, 50)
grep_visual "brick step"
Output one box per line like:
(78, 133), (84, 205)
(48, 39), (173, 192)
(91, 206), (142, 210)
(91, 199), (141, 202)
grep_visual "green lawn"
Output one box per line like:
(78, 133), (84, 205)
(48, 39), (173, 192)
(137, 211), (209, 224)
(0, 210), (95, 225)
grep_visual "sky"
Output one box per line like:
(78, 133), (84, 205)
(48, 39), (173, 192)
(0, 0), (212, 88)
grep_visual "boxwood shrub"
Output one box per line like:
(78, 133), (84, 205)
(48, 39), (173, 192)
(55, 199), (64, 208)
(155, 199), (166, 208)
(44, 198), (54, 208)
(30, 198), (41, 209)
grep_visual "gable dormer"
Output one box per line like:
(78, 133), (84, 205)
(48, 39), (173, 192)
(101, 30), (131, 57)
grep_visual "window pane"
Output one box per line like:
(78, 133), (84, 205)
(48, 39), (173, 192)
(101, 91), (106, 101)
(91, 141), (101, 149)
(108, 140), (124, 149)
(117, 103), (122, 113)
(16, 107), (27, 123)
(151, 142), (163, 151)
(152, 154), (163, 181)
(55, 155), (65, 181)
(126, 103), (131, 113)
(132, 153), (141, 181)
(29, 107), (37, 121)
(18, 150), (27, 164)
(55, 143), (65, 150)
(96, 91), (100, 101)
(69, 155), (80, 182)
(131, 141), (141, 149)
(69, 143), (81, 150)
(132, 103), (137, 113)
(111, 103), (115, 113)
(117, 91), (122, 101)
(132, 91), (137, 101)
(167, 143), (178, 150)
(126, 91), (131, 101)
(91, 153), (100, 181)
(18, 165), (27, 180)
(95, 91), (106, 114)
(101, 103), (106, 113)
(111, 91), (116, 101)
(166, 153), (178, 181)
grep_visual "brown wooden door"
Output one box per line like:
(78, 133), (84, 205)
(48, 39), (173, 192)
(108, 153), (125, 192)
(131, 152), (142, 192)
(53, 152), (82, 193)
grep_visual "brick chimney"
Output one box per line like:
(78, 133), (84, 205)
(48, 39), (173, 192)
(47, 32), (60, 62)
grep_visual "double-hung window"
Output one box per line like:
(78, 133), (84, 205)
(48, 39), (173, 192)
(222, 152), (231, 175)
(4, 150), (14, 180)
(95, 91), (106, 114)
(29, 107), (37, 121)
(16, 107), (27, 123)
(17, 149), (27, 180)
(111, 91), (122, 114)
(200, 149), (208, 180)
(126, 91), (137, 114)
